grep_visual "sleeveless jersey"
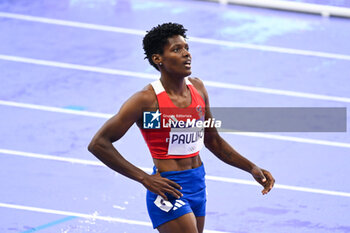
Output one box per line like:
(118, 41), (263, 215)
(140, 78), (206, 159)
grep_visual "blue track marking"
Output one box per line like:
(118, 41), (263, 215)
(63, 105), (86, 111)
(20, 216), (77, 233)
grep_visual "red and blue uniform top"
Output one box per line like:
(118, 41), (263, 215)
(140, 78), (206, 159)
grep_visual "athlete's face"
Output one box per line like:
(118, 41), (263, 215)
(160, 35), (192, 77)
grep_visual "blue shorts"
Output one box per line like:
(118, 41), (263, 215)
(146, 163), (206, 229)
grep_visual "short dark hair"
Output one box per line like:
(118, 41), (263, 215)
(143, 23), (187, 71)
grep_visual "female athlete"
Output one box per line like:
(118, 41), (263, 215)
(88, 22), (275, 233)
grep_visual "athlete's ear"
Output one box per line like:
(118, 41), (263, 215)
(152, 54), (162, 66)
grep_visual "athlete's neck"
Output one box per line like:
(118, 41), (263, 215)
(160, 75), (188, 96)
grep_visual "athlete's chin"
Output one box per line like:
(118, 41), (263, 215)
(184, 69), (192, 76)
(173, 68), (191, 77)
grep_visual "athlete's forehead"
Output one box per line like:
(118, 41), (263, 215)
(165, 35), (188, 48)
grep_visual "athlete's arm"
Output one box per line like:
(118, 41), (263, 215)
(190, 78), (275, 195)
(88, 88), (183, 200)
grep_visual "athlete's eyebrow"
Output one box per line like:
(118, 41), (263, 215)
(169, 42), (188, 49)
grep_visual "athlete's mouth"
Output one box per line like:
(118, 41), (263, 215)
(184, 60), (191, 68)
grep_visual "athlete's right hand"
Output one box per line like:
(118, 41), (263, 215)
(141, 173), (183, 200)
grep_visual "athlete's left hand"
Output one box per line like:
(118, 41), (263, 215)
(251, 166), (275, 195)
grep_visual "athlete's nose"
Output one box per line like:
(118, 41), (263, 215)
(183, 49), (191, 58)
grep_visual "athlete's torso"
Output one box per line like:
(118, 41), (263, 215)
(138, 77), (205, 172)
(153, 155), (202, 173)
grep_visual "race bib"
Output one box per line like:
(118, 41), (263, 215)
(167, 127), (204, 155)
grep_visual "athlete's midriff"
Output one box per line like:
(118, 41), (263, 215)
(153, 155), (202, 173)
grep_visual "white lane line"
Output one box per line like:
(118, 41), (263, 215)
(0, 54), (157, 80)
(0, 100), (113, 119)
(1, 148), (350, 198)
(204, 80), (350, 103)
(205, 175), (350, 197)
(0, 12), (145, 35)
(1, 100), (349, 148)
(1, 12), (350, 61)
(0, 203), (228, 233)
(212, 0), (350, 18)
(0, 202), (153, 226)
(0, 99), (113, 118)
(0, 203), (227, 233)
(1, 54), (350, 103)
(227, 132), (350, 148)
(189, 37), (350, 61)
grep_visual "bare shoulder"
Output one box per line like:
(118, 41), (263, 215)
(188, 77), (204, 88)
(128, 84), (157, 109)
(188, 77), (208, 100)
